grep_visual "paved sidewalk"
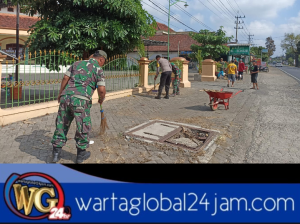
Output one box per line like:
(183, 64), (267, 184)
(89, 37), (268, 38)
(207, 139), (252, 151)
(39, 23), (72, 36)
(0, 67), (299, 163)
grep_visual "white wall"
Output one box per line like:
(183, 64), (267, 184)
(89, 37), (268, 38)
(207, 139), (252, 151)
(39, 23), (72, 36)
(0, 7), (39, 16)
(127, 52), (140, 61)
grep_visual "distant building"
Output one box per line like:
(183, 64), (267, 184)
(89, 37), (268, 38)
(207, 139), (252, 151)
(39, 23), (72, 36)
(0, 1), (39, 60)
(128, 22), (200, 61)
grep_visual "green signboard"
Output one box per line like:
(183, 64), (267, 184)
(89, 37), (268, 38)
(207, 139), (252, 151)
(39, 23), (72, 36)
(229, 46), (250, 55)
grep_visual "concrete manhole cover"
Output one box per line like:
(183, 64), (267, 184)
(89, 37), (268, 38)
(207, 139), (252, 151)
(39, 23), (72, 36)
(124, 120), (219, 152)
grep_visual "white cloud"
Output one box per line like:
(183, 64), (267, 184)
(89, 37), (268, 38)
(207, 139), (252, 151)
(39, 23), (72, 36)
(229, 0), (296, 18)
(290, 11), (300, 23)
(141, 0), (298, 57)
(190, 13), (204, 24)
(247, 20), (275, 37)
(184, 0), (205, 11)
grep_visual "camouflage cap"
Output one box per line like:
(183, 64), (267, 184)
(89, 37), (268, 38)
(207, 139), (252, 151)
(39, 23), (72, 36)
(94, 50), (107, 60)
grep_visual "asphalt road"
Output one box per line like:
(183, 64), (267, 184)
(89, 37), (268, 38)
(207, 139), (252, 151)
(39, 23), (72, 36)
(272, 65), (300, 83)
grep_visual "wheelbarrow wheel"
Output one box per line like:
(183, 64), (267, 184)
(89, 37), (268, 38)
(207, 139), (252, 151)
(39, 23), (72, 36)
(210, 98), (218, 111)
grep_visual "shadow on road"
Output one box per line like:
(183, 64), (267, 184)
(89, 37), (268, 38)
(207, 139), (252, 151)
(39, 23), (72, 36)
(183, 105), (212, 111)
(14, 130), (76, 163)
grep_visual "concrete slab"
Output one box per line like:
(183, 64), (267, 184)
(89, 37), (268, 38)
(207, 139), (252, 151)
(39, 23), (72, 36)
(131, 122), (179, 140)
(125, 120), (219, 153)
(168, 138), (198, 148)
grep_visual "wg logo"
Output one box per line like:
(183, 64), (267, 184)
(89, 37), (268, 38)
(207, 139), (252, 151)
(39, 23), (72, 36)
(4, 172), (71, 220)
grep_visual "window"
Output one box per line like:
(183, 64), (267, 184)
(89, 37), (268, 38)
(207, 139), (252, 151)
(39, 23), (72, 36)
(8, 7), (14, 12)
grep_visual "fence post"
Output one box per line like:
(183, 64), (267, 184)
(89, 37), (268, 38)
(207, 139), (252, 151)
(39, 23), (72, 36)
(138, 57), (150, 89)
(201, 59), (217, 82)
(170, 57), (191, 88)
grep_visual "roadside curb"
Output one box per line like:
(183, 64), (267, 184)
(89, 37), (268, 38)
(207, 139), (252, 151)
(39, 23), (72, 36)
(277, 68), (300, 83)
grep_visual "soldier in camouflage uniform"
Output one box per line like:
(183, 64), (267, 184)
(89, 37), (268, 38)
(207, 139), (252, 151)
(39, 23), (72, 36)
(170, 62), (181, 96)
(51, 50), (107, 164)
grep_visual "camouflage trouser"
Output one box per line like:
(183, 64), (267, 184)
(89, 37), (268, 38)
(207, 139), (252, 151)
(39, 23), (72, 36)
(51, 95), (92, 150)
(172, 77), (180, 93)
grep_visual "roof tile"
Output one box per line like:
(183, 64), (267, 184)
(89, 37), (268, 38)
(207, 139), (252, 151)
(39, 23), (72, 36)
(0, 13), (39, 30)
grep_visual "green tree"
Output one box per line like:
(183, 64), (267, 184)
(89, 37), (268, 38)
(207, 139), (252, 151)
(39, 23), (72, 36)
(137, 42), (146, 58)
(8, 0), (156, 58)
(288, 57), (294, 66)
(297, 41), (300, 67)
(188, 49), (203, 73)
(285, 47), (295, 61)
(281, 33), (300, 67)
(189, 26), (233, 60)
(265, 37), (276, 58)
(250, 46), (268, 61)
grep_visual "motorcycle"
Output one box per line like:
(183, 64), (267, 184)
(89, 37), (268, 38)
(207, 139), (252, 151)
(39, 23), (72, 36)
(259, 66), (269, 72)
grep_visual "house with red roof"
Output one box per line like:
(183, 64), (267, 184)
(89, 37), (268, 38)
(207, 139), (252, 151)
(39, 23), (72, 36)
(128, 22), (200, 61)
(0, 1), (39, 60)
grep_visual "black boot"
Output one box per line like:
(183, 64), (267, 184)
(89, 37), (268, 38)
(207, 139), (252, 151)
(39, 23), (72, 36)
(164, 89), (169, 99)
(76, 148), (91, 164)
(155, 90), (162, 99)
(52, 147), (62, 163)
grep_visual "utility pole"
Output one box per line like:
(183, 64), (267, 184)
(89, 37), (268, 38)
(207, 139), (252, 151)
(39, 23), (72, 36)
(167, 0), (188, 60)
(248, 34), (254, 44)
(234, 15), (245, 43)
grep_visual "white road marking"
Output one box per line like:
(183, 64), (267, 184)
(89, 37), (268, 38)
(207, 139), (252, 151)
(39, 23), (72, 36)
(277, 67), (300, 82)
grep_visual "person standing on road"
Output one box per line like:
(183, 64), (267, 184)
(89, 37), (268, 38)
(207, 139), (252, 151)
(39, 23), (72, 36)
(234, 58), (238, 67)
(154, 55), (172, 99)
(51, 50), (107, 164)
(250, 61), (259, 90)
(226, 60), (237, 87)
(238, 59), (245, 80)
(170, 62), (181, 96)
(217, 58), (226, 79)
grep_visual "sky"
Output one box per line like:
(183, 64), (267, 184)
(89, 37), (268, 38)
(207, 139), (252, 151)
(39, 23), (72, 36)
(141, 0), (300, 57)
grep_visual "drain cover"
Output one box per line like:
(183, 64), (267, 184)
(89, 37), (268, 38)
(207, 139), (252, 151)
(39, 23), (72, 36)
(125, 120), (219, 152)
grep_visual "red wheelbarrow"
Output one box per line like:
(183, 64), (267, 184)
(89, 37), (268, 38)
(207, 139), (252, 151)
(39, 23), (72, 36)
(204, 88), (243, 111)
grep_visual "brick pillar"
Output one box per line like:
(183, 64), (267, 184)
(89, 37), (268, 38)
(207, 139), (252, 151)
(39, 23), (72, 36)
(170, 57), (191, 88)
(138, 57), (150, 89)
(201, 59), (217, 82)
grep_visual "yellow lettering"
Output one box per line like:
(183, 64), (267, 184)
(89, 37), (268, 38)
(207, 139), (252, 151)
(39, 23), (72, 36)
(13, 184), (39, 215)
(34, 187), (58, 213)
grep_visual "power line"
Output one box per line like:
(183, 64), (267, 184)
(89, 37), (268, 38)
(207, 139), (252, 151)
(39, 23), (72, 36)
(142, 1), (185, 30)
(170, 0), (214, 31)
(208, 0), (234, 23)
(142, 0), (181, 29)
(233, 0), (246, 16)
(213, 0), (233, 20)
(216, 0), (235, 18)
(239, 36), (285, 41)
(197, 0), (223, 21)
(153, 15), (181, 30)
(226, 0), (239, 15)
(143, 2), (184, 29)
(146, 0), (198, 32)
(228, 0), (251, 38)
(234, 15), (245, 42)
(248, 34), (254, 44)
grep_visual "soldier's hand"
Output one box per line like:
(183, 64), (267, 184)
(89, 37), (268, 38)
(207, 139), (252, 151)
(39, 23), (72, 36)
(98, 98), (104, 105)
(57, 95), (61, 103)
